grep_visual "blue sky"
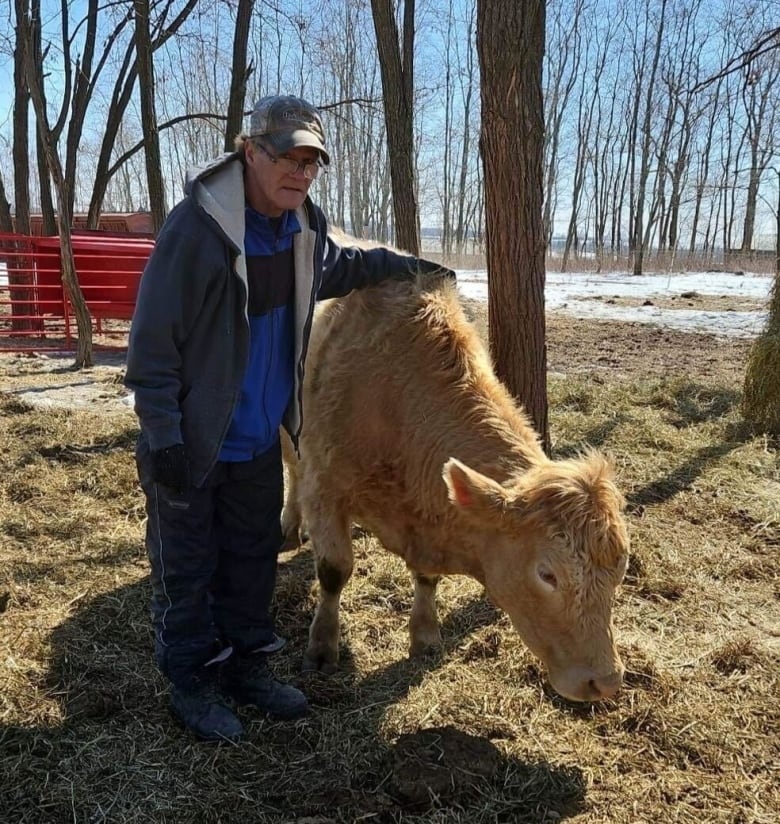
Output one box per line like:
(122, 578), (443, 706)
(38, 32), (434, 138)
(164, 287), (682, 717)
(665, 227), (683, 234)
(1, 0), (778, 247)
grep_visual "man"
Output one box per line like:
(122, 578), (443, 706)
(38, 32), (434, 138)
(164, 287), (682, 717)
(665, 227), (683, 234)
(125, 95), (453, 742)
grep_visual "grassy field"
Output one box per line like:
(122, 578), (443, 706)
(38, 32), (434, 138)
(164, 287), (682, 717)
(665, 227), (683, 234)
(0, 312), (778, 823)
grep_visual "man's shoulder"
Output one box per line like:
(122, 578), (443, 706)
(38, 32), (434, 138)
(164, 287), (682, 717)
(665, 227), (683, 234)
(154, 197), (225, 260)
(160, 196), (204, 235)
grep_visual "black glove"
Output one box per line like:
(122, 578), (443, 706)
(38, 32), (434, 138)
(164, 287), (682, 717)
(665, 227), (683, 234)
(151, 444), (191, 492)
(417, 259), (457, 288)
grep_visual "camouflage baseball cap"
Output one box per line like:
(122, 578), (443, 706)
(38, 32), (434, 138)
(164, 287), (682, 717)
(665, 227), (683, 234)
(249, 95), (330, 165)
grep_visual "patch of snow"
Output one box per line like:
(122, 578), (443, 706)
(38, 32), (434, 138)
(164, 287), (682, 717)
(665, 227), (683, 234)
(457, 269), (773, 338)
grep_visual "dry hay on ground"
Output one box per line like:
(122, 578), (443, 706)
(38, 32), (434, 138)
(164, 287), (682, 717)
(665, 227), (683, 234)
(0, 311), (778, 824)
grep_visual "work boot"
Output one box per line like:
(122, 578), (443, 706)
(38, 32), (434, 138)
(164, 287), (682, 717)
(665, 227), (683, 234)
(222, 651), (309, 720)
(170, 668), (244, 743)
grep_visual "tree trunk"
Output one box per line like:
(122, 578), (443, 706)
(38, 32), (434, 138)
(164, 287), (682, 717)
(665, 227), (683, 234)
(455, 6), (476, 255)
(36, 130), (56, 235)
(0, 175), (12, 232)
(9, 0), (36, 331)
(224, 0), (255, 152)
(134, 0), (167, 232)
(632, 0), (667, 276)
(20, 4), (93, 366)
(477, 0), (548, 452)
(370, 0), (420, 254)
(12, 0), (30, 236)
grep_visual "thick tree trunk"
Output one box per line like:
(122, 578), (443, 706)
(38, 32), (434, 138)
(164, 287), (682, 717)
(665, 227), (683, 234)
(370, 0), (420, 255)
(134, 0), (167, 232)
(477, 0), (548, 452)
(224, 0), (255, 152)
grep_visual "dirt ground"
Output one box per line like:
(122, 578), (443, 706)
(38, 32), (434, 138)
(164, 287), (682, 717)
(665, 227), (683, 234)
(545, 314), (752, 384)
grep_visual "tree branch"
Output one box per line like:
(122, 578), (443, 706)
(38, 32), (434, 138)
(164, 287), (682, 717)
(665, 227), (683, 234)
(106, 112), (229, 178)
(691, 27), (780, 92)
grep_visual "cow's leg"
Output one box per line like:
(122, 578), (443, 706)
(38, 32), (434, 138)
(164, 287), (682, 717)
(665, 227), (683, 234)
(409, 572), (442, 657)
(302, 502), (353, 674)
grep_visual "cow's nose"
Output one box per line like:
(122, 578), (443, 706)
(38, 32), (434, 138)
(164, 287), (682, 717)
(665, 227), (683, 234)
(588, 670), (623, 700)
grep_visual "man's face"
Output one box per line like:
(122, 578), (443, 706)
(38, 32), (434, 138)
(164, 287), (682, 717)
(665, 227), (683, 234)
(244, 140), (320, 216)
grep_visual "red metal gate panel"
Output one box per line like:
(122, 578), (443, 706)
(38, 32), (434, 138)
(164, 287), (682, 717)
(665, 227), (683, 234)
(0, 231), (154, 351)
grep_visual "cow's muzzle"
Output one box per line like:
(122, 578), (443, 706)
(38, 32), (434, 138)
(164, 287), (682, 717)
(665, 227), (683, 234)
(552, 663), (624, 702)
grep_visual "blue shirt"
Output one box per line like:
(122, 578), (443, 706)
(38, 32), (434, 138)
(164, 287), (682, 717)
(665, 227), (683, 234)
(218, 208), (300, 461)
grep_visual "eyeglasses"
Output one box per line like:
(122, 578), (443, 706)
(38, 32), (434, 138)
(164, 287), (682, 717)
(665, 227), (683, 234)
(254, 141), (326, 181)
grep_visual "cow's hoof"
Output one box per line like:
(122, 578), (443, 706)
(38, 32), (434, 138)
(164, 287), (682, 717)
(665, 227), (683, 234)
(301, 654), (338, 675)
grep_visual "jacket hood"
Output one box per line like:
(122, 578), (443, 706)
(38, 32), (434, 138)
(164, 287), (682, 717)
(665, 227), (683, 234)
(185, 153), (246, 251)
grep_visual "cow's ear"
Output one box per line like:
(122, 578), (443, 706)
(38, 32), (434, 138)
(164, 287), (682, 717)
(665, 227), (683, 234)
(443, 458), (508, 516)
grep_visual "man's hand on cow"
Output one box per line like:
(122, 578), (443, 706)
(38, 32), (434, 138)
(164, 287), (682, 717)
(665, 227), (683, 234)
(417, 260), (457, 289)
(151, 444), (192, 493)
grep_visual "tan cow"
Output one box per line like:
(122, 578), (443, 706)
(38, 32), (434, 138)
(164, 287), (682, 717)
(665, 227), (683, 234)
(283, 278), (629, 702)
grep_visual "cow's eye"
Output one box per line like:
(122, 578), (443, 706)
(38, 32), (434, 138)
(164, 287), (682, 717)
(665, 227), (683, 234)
(537, 565), (558, 591)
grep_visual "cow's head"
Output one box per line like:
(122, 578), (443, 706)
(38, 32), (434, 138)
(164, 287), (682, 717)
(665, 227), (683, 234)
(444, 451), (629, 702)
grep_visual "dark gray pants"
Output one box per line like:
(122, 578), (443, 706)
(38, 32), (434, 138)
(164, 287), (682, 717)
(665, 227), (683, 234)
(138, 441), (284, 686)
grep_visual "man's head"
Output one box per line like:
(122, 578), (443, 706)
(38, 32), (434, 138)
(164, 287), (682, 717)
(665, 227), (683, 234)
(249, 95), (329, 165)
(240, 96), (329, 217)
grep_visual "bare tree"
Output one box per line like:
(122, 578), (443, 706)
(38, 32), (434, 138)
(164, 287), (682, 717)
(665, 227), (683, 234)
(687, 81), (722, 256)
(477, 0), (548, 451)
(433, 0), (478, 258)
(588, 18), (626, 267)
(87, 0), (198, 228)
(656, 1), (708, 259)
(632, 0), (668, 276)
(17, 4), (93, 366)
(439, 1), (456, 256)
(692, 25), (780, 92)
(4, 0), (36, 331)
(14, 0), (141, 359)
(737, 52), (780, 252)
(370, 0), (420, 254)
(224, 0), (255, 152)
(134, 0), (167, 232)
(454, 5), (477, 257)
(310, 2), (388, 236)
(562, 26), (605, 272)
(543, 0), (586, 252)
(11, 0), (30, 236)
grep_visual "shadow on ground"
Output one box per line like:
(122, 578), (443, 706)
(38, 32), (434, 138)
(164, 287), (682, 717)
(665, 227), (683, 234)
(0, 556), (587, 822)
